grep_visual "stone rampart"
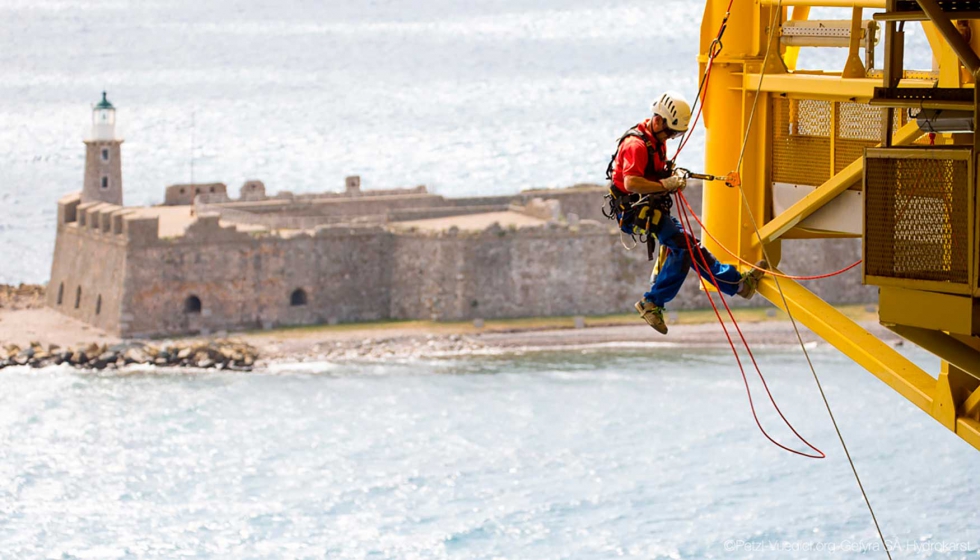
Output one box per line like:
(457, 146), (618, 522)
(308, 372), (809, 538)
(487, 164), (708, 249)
(47, 193), (130, 333)
(47, 182), (874, 338)
(196, 202), (387, 230)
(388, 205), (512, 222)
(388, 221), (650, 321)
(120, 225), (392, 337)
(518, 184), (607, 222)
(220, 193), (447, 219)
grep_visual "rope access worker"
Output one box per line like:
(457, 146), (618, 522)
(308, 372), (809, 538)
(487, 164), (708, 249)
(605, 91), (767, 334)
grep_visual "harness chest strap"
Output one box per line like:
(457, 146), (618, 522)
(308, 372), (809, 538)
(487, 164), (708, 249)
(605, 126), (672, 184)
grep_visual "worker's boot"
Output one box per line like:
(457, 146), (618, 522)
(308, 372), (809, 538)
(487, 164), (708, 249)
(737, 260), (769, 300)
(635, 299), (668, 335)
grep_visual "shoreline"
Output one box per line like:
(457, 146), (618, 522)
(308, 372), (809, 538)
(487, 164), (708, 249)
(0, 304), (901, 368)
(245, 319), (903, 365)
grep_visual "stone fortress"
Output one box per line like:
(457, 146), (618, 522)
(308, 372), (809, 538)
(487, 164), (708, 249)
(48, 94), (872, 337)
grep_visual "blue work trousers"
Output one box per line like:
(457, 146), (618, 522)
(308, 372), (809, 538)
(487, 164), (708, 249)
(644, 215), (741, 307)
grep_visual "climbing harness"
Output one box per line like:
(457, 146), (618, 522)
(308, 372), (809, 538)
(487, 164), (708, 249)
(604, 125), (675, 184)
(602, 125), (675, 260)
(603, 189), (671, 260)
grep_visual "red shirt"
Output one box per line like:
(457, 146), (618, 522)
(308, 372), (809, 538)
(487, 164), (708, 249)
(611, 121), (666, 193)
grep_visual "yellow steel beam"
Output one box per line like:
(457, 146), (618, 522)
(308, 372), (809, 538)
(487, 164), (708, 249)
(754, 120), (922, 246)
(950, 333), (980, 351)
(758, 276), (980, 451)
(841, 7), (868, 78)
(963, 385), (980, 417)
(887, 325), (980, 381)
(743, 73), (938, 101)
(760, 0), (885, 7)
(916, 0), (980, 75)
(939, 363), (980, 441)
(920, 21), (963, 87)
(922, 21), (944, 56)
(956, 418), (980, 450)
(757, 275), (935, 412)
(880, 287), (978, 335)
(780, 228), (861, 239)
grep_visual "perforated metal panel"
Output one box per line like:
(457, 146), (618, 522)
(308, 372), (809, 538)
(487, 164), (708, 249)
(773, 98), (831, 185)
(836, 102), (897, 174)
(772, 99), (906, 185)
(864, 148), (973, 291)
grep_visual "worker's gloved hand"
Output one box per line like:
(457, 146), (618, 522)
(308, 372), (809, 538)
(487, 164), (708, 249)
(661, 175), (687, 192)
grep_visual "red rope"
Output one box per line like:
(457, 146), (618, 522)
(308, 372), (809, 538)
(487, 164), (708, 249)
(672, 0), (734, 162)
(674, 71), (709, 160)
(671, 191), (826, 459)
(676, 192), (862, 281)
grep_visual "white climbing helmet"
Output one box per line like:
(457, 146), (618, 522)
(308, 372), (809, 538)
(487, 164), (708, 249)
(652, 91), (692, 133)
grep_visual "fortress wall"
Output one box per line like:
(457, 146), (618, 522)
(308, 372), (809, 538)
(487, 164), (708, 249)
(388, 204), (512, 222)
(389, 222), (652, 321)
(45, 178), (875, 338)
(386, 182), (873, 322)
(47, 196), (129, 333)
(120, 221), (391, 337)
(518, 185), (607, 222)
(778, 238), (872, 304)
(444, 195), (518, 208)
(236, 194), (448, 218)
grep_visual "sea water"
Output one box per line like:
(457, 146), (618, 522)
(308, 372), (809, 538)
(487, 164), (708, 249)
(0, 0), (935, 284)
(3, 7), (968, 556)
(1, 345), (978, 558)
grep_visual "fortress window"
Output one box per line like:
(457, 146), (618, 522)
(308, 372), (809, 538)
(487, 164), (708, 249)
(101, 148), (109, 162)
(74, 286), (82, 309)
(96, 295), (102, 315)
(290, 289), (308, 307)
(101, 176), (108, 189)
(209, 186), (215, 193)
(185, 295), (202, 314)
(57, 283), (64, 305)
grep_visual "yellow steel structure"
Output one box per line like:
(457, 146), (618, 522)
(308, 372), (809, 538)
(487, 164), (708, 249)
(699, 0), (980, 450)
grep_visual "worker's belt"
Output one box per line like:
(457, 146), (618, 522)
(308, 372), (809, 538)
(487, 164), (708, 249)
(602, 185), (672, 260)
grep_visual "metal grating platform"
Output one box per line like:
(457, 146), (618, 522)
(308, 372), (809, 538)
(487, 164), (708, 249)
(772, 99), (905, 186)
(864, 148), (973, 289)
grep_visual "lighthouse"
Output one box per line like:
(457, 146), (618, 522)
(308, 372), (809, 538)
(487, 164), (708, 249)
(82, 91), (124, 205)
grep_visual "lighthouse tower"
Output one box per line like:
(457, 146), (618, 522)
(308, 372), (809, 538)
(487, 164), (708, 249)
(82, 92), (124, 205)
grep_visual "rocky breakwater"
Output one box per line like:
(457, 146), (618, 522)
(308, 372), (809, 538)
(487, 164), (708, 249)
(0, 340), (258, 371)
